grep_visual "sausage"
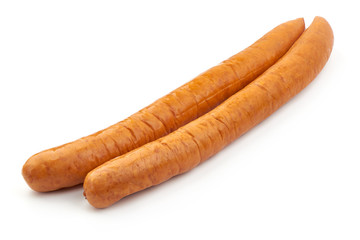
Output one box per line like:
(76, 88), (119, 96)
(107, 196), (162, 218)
(83, 16), (334, 208)
(22, 18), (305, 192)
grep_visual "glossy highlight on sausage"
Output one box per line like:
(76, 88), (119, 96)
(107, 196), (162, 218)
(83, 17), (334, 208)
(22, 18), (305, 192)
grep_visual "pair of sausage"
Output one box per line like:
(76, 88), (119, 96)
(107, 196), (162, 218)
(83, 16), (334, 208)
(22, 18), (305, 192)
(22, 17), (333, 209)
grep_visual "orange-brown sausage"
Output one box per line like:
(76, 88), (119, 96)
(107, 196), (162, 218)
(83, 16), (334, 208)
(22, 18), (305, 192)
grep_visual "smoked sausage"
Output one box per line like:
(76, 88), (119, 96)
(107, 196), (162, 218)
(83, 17), (334, 208)
(22, 18), (305, 192)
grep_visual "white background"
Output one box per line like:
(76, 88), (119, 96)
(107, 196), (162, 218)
(1, 0), (359, 239)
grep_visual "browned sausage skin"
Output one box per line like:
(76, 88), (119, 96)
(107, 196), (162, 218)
(23, 18), (305, 192)
(83, 17), (333, 208)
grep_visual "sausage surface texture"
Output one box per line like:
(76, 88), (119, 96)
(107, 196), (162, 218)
(22, 18), (305, 192)
(83, 17), (334, 208)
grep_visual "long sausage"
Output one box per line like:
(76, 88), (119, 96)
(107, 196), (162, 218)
(22, 18), (305, 192)
(83, 16), (334, 208)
